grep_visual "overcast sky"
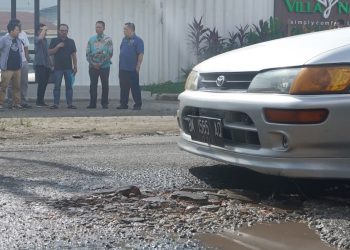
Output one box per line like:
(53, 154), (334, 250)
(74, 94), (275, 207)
(0, 0), (57, 11)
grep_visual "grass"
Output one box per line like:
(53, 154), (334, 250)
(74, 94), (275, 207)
(141, 81), (185, 95)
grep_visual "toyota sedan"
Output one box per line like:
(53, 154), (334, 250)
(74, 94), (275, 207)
(177, 27), (350, 179)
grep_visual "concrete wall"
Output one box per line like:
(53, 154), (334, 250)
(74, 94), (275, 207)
(60, 0), (274, 85)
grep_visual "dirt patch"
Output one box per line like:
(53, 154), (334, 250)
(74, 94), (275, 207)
(0, 116), (179, 143)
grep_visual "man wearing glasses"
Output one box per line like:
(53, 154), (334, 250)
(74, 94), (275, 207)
(6, 19), (31, 109)
(49, 24), (77, 109)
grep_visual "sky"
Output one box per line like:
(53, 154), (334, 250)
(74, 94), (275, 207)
(0, 0), (57, 11)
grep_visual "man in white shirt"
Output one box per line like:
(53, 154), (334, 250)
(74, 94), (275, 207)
(7, 19), (31, 109)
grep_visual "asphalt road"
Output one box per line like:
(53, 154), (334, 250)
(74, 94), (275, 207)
(0, 132), (349, 249)
(0, 98), (349, 249)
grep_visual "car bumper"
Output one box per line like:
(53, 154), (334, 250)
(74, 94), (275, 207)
(177, 91), (350, 179)
(179, 132), (350, 178)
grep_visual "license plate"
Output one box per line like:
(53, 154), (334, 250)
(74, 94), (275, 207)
(186, 116), (224, 147)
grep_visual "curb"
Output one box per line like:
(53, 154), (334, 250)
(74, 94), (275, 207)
(154, 94), (179, 101)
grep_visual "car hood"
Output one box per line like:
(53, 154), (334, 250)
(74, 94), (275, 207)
(195, 27), (350, 73)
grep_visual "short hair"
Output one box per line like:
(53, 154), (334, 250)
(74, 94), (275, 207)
(125, 22), (135, 31)
(96, 21), (105, 28)
(9, 19), (21, 25)
(7, 22), (19, 33)
(59, 23), (69, 30)
(337, 19), (345, 26)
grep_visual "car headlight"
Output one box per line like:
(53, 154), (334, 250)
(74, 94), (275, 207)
(248, 66), (350, 94)
(185, 70), (199, 91)
(248, 68), (301, 94)
(290, 66), (350, 94)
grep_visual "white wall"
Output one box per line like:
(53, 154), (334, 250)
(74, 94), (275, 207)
(60, 0), (274, 85)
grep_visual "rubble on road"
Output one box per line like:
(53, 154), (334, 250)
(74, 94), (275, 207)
(42, 185), (350, 249)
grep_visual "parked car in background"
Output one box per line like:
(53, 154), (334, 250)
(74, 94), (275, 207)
(177, 27), (350, 179)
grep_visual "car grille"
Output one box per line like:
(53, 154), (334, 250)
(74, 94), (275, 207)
(198, 72), (257, 91)
(182, 107), (261, 148)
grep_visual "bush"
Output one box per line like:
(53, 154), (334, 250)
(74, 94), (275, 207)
(141, 81), (185, 95)
(187, 17), (209, 63)
(186, 16), (286, 63)
(247, 17), (284, 45)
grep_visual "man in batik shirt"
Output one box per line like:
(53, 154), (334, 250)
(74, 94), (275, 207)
(86, 21), (113, 109)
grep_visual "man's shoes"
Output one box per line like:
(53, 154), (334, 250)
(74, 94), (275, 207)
(50, 105), (59, 109)
(67, 105), (77, 109)
(133, 106), (141, 110)
(36, 103), (48, 107)
(116, 105), (128, 110)
(21, 104), (32, 109)
(86, 105), (96, 109)
(102, 105), (108, 109)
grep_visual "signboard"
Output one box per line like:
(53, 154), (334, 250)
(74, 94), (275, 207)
(275, 0), (349, 34)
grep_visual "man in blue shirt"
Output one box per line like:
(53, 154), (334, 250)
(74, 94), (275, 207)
(118, 22), (144, 110)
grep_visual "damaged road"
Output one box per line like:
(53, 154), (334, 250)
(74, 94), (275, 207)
(0, 117), (349, 249)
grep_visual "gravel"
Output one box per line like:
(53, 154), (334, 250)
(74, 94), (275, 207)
(0, 130), (349, 249)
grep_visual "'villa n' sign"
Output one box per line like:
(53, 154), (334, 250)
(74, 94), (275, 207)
(275, 0), (350, 32)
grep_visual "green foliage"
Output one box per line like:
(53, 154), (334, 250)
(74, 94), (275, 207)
(235, 24), (250, 47)
(202, 27), (226, 59)
(141, 81), (185, 95)
(226, 31), (239, 50)
(290, 24), (326, 36)
(187, 17), (209, 63)
(247, 17), (284, 45)
(253, 20), (270, 42)
(186, 16), (287, 58)
(269, 17), (283, 40)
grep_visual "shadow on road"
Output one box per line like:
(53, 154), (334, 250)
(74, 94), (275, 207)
(0, 156), (108, 177)
(0, 174), (74, 200)
(189, 164), (350, 200)
(0, 156), (108, 200)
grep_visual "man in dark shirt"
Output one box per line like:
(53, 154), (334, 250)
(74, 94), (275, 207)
(34, 23), (51, 107)
(0, 22), (24, 110)
(118, 22), (144, 110)
(49, 24), (77, 109)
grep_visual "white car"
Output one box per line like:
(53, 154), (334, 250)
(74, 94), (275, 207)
(177, 27), (350, 179)
(0, 64), (36, 83)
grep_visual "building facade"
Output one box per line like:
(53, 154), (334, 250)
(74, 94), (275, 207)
(4, 1), (346, 85)
(1, 0), (275, 85)
(60, 0), (274, 86)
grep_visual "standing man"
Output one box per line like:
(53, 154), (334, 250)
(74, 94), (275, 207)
(34, 23), (51, 107)
(118, 22), (144, 110)
(49, 24), (77, 109)
(0, 22), (24, 110)
(86, 21), (113, 109)
(7, 19), (31, 109)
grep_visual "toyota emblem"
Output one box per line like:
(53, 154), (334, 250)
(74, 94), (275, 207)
(216, 75), (225, 87)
